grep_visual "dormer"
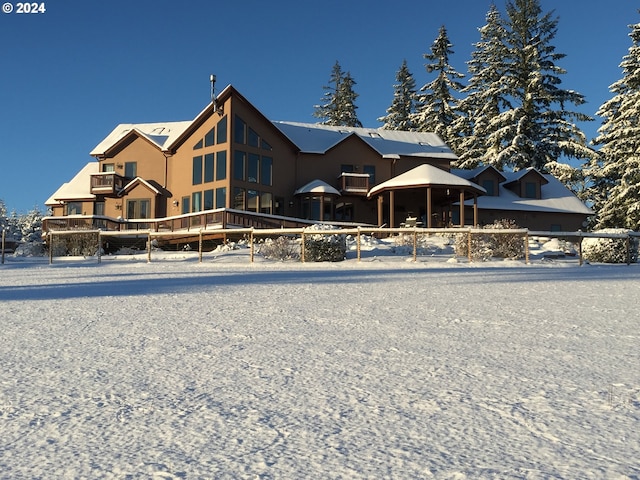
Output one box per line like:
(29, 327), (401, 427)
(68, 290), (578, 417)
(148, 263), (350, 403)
(503, 168), (549, 199)
(471, 166), (506, 197)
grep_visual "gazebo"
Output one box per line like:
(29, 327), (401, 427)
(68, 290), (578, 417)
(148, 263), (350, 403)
(367, 164), (486, 228)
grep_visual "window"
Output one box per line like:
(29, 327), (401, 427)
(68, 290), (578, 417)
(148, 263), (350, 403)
(102, 163), (115, 173)
(216, 151), (227, 180)
(233, 187), (245, 210)
(216, 187), (226, 208)
(247, 189), (259, 212)
(234, 115), (246, 144)
(204, 127), (215, 147)
(363, 165), (376, 185)
(233, 151), (246, 180)
(217, 115), (227, 143)
(204, 189), (214, 210)
(127, 199), (150, 219)
(193, 139), (203, 150)
(275, 196), (284, 215)
(341, 164), (355, 173)
(248, 153), (259, 183)
(260, 192), (272, 214)
(248, 127), (259, 147)
(181, 196), (190, 215)
(261, 138), (272, 151)
(192, 156), (203, 185)
(261, 156), (272, 186)
(204, 153), (214, 183)
(192, 191), (202, 212)
(67, 202), (82, 215)
(525, 182), (537, 199)
(124, 162), (137, 178)
(94, 202), (105, 216)
(482, 179), (495, 196)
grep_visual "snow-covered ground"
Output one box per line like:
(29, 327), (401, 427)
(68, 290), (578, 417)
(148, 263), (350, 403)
(1, 238), (639, 479)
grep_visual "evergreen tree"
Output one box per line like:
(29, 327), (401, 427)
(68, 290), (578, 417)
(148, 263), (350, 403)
(588, 18), (640, 229)
(490, 0), (593, 171)
(451, 4), (510, 169)
(411, 25), (465, 148)
(313, 61), (362, 127)
(378, 60), (418, 130)
(0, 199), (7, 234)
(20, 206), (44, 243)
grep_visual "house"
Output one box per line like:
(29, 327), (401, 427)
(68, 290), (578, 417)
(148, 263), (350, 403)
(44, 85), (592, 233)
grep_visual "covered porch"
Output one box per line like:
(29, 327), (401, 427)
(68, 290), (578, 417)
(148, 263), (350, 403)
(367, 164), (486, 228)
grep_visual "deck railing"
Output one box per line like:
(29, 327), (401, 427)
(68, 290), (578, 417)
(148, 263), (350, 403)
(90, 173), (126, 195)
(339, 173), (370, 194)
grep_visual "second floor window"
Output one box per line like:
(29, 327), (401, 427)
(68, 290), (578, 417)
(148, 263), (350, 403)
(124, 162), (137, 178)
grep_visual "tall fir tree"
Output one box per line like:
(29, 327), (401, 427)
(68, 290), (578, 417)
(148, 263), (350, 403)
(489, 0), (593, 172)
(411, 25), (465, 148)
(313, 61), (362, 127)
(587, 18), (640, 229)
(378, 60), (418, 130)
(451, 4), (510, 169)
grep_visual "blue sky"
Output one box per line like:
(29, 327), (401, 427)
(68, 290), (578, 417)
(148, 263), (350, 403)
(0, 0), (635, 213)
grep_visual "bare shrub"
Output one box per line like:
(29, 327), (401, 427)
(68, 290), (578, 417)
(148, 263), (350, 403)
(455, 220), (525, 261)
(259, 236), (300, 261)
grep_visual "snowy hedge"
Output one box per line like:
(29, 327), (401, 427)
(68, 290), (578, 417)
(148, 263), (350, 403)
(582, 229), (638, 264)
(259, 236), (300, 261)
(455, 219), (525, 261)
(303, 224), (346, 262)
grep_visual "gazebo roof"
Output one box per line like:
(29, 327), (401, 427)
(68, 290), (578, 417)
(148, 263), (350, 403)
(294, 179), (341, 196)
(368, 164), (486, 197)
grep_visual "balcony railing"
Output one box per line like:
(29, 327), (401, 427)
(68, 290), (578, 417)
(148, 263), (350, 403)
(90, 173), (126, 196)
(339, 173), (370, 195)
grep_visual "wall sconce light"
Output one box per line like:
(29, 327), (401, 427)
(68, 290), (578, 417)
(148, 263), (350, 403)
(289, 201), (294, 208)
(116, 163), (124, 169)
(173, 200), (179, 207)
(115, 203), (122, 210)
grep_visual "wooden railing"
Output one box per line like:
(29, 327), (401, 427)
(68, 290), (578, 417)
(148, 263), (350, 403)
(339, 173), (370, 194)
(90, 173), (126, 195)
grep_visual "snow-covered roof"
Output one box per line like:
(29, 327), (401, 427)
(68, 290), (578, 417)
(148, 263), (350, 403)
(273, 121), (458, 160)
(294, 179), (341, 196)
(90, 121), (192, 156)
(45, 162), (98, 205)
(368, 164), (486, 198)
(452, 169), (593, 215)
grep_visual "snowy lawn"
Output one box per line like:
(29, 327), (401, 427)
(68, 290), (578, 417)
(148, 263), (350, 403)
(1, 251), (639, 478)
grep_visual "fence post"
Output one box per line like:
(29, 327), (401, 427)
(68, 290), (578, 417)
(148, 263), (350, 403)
(199, 230), (203, 263)
(626, 235), (631, 266)
(301, 230), (306, 263)
(97, 232), (102, 264)
(49, 232), (54, 265)
(1, 228), (5, 265)
(357, 226), (361, 262)
(524, 231), (529, 264)
(412, 228), (417, 262)
(250, 228), (255, 263)
(147, 232), (151, 263)
(578, 234), (583, 266)
(467, 228), (472, 263)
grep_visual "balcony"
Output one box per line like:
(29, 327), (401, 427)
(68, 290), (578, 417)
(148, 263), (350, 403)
(90, 172), (126, 196)
(338, 172), (370, 195)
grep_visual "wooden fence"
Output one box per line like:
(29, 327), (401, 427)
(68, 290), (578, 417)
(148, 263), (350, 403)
(38, 226), (640, 266)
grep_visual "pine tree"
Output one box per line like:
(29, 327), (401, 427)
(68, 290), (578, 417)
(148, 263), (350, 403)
(378, 60), (418, 130)
(0, 199), (7, 234)
(20, 207), (44, 243)
(588, 19), (640, 229)
(490, 0), (593, 172)
(411, 25), (465, 148)
(451, 4), (510, 169)
(313, 61), (362, 127)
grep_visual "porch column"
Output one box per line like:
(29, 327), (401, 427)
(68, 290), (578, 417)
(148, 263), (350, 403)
(473, 194), (478, 226)
(426, 187), (432, 228)
(389, 190), (395, 228)
(377, 195), (384, 226)
(459, 190), (465, 227)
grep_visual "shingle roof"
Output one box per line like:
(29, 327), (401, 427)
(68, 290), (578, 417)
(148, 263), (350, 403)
(45, 162), (98, 205)
(90, 121), (192, 156)
(273, 121), (458, 160)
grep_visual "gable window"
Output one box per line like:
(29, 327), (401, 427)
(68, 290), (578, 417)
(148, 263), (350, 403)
(247, 189), (259, 212)
(260, 192), (273, 214)
(204, 127), (215, 147)
(193, 139), (203, 150)
(216, 151), (227, 180)
(261, 138), (272, 151)
(248, 153), (260, 183)
(193, 156), (203, 185)
(248, 127), (259, 147)
(192, 191), (202, 212)
(525, 182), (537, 199)
(234, 151), (246, 180)
(216, 187), (226, 208)
(261, 156), (272, 186)
(233, 187), (246, 210)
(204, 189), (214, 210)
(234, 115), (246, 144)
(127, 199), (150, 219)
(482, 179), (495, 196)
(216, 115), (227, 143)
(181, 196), (190, 215)
(204, 153), (214, 183)
(124, 162), (137, 178)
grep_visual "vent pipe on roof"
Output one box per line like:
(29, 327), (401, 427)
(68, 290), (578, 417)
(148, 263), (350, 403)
(210, 74), (216, 108)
